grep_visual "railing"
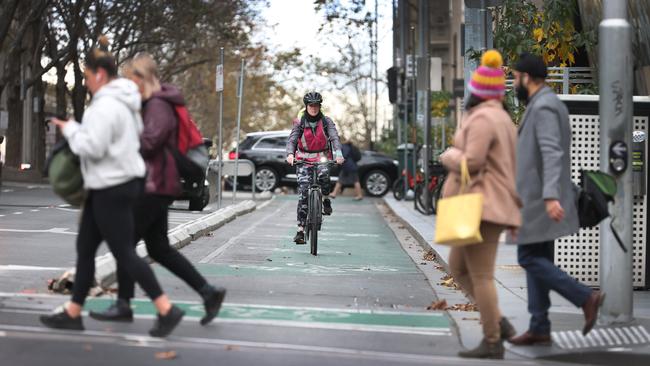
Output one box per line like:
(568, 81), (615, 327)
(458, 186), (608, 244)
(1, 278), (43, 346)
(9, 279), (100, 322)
(506, 67), (595, 94)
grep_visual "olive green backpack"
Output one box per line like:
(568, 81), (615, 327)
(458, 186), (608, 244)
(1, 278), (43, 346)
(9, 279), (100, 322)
(45, 140), (85, 207)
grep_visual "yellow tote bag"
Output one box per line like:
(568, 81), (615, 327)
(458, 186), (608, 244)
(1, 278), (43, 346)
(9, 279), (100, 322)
(434, 158), (484, 246)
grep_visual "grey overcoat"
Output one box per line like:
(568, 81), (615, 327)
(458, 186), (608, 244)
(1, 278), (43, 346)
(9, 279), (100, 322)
(515, 86), (579, 244)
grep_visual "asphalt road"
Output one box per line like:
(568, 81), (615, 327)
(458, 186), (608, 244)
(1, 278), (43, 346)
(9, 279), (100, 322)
(0, 187), (576, 365)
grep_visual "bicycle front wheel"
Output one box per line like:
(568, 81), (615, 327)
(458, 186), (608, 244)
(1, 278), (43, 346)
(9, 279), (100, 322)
(309, 190), (322, 256)
(415, 183), (433, 215)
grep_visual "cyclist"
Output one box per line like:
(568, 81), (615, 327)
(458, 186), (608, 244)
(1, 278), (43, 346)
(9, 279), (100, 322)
(286, 91), (344, 244)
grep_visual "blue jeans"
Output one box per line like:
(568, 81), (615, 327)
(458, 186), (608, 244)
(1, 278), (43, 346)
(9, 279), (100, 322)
(517, 241), (592, 335)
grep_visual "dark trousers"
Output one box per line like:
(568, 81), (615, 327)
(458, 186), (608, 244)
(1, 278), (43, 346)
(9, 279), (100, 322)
(72, 179), (163, 305)
(116, 194), (207, 300)
(517, 241), (592, 335)
(296, 164), (330, 226)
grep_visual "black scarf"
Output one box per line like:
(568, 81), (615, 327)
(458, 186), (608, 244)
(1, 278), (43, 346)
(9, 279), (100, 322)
(305, 111), (323, 123)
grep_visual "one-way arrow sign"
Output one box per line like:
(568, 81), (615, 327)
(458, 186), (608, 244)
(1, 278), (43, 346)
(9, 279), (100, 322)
(611, 141), (628, 157)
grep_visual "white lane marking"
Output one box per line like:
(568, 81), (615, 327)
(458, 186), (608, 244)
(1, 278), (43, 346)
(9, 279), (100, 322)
(2, 189), (14, 193)
(199, 201), (289, 263)
(12, 212), (23, 215)
(0, 265), (66, 271)
(58, 204), (71, 208)
(55, 207), (79, 212)
(27, 186), (37, 189)
(0, 227), (76, 235)
(30, 209), (40, 212)
(0, 292), (68, 299)
(0, 331), (5, 337)
(0, 215), (4, 217)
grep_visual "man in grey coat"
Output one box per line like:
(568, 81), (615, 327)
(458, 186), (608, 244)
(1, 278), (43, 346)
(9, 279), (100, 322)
(509, 53), (605, 346)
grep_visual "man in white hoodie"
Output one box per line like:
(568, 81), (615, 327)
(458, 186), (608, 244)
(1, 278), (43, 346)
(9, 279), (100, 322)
(40, 37), (183, 338)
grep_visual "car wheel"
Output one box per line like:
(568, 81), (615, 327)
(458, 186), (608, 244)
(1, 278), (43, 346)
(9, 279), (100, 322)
(255, 166), (279, 192)
(363, 170), (390, 197)
(189, 186), (209, 211)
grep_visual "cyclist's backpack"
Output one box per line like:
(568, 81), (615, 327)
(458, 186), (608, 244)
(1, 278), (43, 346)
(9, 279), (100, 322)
(45, 139), (86, 207)
(171, 105), (209, 194)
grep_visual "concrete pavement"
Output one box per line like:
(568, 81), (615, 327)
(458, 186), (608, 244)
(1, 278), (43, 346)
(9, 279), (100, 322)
(384, 194), (650, 365)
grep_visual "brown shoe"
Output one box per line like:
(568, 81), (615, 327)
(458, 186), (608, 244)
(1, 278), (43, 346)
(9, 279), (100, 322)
(458, 339), (504, 359)
(508, 331), (551, 346)
(582, 290), (605, 335)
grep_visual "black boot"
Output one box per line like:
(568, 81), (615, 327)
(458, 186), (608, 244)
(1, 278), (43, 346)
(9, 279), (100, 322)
(199, 285), (226, 326)
(89, 299), (133, 322)
(500, 317), (516, 340)
(323, 198), (332, 215)
(40, 309), (84, 331)
(149, 305), (185, 338)
(294, 231), (305, 244)
(458, 339), (504, 359)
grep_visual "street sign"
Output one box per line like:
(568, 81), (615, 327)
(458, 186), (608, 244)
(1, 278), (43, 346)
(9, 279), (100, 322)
(215, 64), (224, 92)
(453, 79), (465, 98)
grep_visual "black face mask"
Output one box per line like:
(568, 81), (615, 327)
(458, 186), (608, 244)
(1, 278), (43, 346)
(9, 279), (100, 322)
(515, 80), (529, 104)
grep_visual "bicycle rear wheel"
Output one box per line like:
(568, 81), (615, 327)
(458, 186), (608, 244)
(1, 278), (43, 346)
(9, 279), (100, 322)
(431, 176), (445, 215)
(392, 177), (405, 200)
(415, 183), (433, 215)
(309, 190), (322, 256)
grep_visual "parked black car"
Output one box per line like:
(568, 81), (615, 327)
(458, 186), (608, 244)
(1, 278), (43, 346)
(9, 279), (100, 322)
(176, 138), (212, 211)
(226, 130), (398, 196)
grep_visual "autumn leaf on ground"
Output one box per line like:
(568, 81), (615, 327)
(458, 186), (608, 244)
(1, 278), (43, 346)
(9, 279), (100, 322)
(154, 351), (177, 360)
(427, 299), (448, 310)
(225, 345), (240, 351)
(423, 250), (436, 261)
(447, 303), (478, 312)
(438, 274), (458, 289)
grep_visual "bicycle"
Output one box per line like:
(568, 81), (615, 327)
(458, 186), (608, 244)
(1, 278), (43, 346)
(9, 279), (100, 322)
(294, 160), (336, 256)
(414, 161), (447, 215)
(392, 168), (423, 200)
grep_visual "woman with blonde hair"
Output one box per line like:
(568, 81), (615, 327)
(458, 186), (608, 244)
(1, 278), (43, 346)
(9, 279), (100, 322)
(439, 50), (522, 359)
(41, 38), (184, 337)
(89, 53), (226, 326)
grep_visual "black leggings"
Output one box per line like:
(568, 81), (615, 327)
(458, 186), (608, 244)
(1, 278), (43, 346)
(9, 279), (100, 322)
(116, 194), (207, 300)
(71, 179), (164, 305)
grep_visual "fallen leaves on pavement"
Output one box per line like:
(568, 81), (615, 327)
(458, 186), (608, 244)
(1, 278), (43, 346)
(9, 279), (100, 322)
(423, 250), (436, 261)
(427, 299), (448, 310)
(155, 351), (177, 360)
(426, 299), (478, 312)
(438, 274), (459, 289)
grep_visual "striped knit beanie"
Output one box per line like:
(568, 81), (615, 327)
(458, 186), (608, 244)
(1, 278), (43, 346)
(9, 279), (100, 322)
(468, 49), (506, 100)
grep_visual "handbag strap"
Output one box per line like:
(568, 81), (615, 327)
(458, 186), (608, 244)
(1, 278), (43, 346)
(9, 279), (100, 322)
(459, 158), (470, 194)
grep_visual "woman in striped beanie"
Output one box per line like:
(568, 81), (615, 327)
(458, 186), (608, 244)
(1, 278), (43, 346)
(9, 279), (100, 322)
(439, 49), (522, 359)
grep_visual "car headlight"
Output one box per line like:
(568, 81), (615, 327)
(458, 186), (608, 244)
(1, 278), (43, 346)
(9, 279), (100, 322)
(393, 160), (399, 165)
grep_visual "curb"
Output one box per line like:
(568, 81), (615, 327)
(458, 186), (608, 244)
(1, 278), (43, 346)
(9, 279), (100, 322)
(89, 199), (258, 288)
(381, 197), (450, 273)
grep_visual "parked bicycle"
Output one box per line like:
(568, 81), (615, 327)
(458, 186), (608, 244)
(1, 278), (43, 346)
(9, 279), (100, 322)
(295, 160), (336, 256)
(392, 168), (423, 200)
(414, 161), (447, 215)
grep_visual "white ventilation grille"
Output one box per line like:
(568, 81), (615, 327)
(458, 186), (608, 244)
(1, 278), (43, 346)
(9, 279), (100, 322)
(555, 115), (647, 288)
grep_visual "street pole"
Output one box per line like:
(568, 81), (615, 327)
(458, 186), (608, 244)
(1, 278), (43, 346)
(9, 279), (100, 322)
(417, 0), (431, 213)
(399, 0), (409, 197)
(374, 0), (379, 147)
(599, 0), (633, 324)
(217, 47), (224, 209)
(410, 25), (417, 204)
(233, 58), (245, 204)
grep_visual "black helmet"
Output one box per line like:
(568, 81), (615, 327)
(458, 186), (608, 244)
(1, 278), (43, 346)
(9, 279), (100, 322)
(303, 91), (323, 106)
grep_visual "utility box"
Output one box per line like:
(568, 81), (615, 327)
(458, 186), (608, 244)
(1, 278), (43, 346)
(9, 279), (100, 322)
(556, 95), (650, 289)
(396, 143), (416, 174)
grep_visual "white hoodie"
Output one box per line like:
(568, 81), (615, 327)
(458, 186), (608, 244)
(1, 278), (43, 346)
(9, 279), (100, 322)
(62, 78), (146, 190)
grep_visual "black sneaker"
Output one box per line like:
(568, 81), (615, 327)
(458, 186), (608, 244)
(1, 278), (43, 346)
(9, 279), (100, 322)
(40, 309), (84, 331)
(294, 231), (305, 244)
(89, 299), (134, 322)
(200, 285), (226, 326)
(149, 305), (185, 338)
(323, 198), (333, 215)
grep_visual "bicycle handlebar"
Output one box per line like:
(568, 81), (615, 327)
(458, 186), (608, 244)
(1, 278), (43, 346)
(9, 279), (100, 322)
(293, 160), (338, 166)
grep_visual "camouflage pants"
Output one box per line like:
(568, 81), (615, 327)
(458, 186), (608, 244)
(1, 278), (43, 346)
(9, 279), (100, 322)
(296, 164), (331, 227)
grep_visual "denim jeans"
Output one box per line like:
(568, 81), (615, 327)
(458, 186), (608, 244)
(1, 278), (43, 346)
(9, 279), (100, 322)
(517, 241), (592, 335)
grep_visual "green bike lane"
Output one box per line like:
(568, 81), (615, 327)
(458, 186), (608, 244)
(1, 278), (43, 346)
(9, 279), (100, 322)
(80, 195), (461, 357)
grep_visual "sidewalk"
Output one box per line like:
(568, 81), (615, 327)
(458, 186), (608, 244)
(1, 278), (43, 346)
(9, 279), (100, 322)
(383, 194), (650, 364)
